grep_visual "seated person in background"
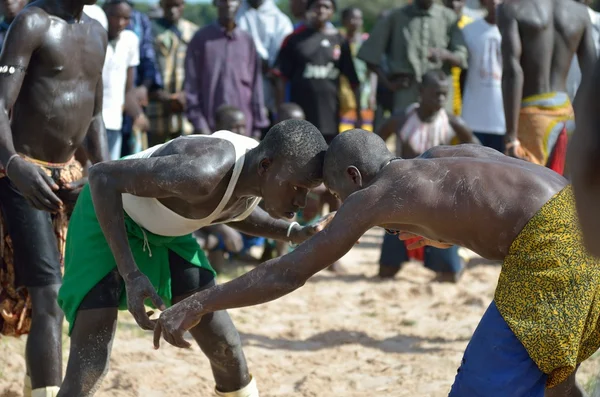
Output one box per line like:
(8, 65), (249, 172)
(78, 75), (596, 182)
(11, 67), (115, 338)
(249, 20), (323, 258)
(376, 69), (480, 282)
(195, 105), (266, 270)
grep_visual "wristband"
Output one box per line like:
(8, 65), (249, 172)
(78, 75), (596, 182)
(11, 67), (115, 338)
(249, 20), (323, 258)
(505, 140), (521, 150)
(4, 153), (20, 177)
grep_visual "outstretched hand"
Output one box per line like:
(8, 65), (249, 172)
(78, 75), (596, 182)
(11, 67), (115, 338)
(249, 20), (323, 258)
(8, 157), (63, 213)
(125, 270), (166, 331)
(397, 232), (453, 250)
(153, 296), (202, 349)
(291, 212), (336, 245)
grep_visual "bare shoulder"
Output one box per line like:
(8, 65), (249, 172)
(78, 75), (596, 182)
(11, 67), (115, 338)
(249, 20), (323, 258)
(156, 136), (238, 188)
(420, 144), (503, 159)
(7, 5), (51, 35)
(86, 15), (108, 46)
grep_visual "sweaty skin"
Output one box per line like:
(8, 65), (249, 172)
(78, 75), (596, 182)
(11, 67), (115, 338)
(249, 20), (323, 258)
(498, 0), (597, 152)
(152, 144), (567, 349)
(0, 0), (109, 211)
(87, 135), (329, 329)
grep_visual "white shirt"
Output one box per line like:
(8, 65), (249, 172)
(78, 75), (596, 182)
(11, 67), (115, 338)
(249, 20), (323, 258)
(102, 30), (140, 131)
(236, 0), (293, 110)
(122, 131), (261, 236)
(461, 19), (505, 135)
(83, 5), (108, 30)
(567, 8), (600, 101)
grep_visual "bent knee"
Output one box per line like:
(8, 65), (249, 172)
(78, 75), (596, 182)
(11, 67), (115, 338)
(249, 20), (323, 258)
(29, 285), (63, 320)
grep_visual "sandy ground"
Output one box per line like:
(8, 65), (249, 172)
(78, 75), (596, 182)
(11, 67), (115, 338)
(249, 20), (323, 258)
(1, 228), (600, 396)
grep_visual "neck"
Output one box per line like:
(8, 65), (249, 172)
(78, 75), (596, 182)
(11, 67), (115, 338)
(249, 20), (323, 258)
(219, 19), (236, 32)
(346, 28), (357, 38)
(310, 20), (327, 32)
(416, 105), (437, 120)
(232, 149), (263, 199)
(108, 31), (119, 40)
(48, 0), (86, 22)
(485, 14), (496, 25)
(373, 155), (397, 180)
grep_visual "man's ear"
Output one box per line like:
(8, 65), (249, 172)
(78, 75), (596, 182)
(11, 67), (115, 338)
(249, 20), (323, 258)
(346, 166), (362, 186)
(258, 158), (272, 176)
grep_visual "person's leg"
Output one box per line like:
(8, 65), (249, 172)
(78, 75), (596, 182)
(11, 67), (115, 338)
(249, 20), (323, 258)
(449, 301), (547, 397)
(546, 367), (588, 397)
(169, 251), (254, 394)
(58, 270), (122, 397)
(423, 246), (464, 283)
(0, 178), (64, 391)
(378, 232), (409, 278)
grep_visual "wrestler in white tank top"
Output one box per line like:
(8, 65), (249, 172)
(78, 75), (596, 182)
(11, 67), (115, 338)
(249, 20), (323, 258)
(122, 130), (261, 237)
(398, 103), (455, 156)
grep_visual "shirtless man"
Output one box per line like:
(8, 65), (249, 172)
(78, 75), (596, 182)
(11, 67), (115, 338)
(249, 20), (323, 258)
(499, 0), (597, 175)
(0, 0), (108, 395)
(154, 130), (598, 396)
(57, 120), (331, 396)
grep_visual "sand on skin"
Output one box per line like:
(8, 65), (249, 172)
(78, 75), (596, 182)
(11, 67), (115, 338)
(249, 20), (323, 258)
(1, 228), (599, 396)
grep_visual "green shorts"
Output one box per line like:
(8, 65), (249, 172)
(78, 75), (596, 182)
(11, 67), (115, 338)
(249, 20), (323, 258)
(58, 184), (215, 335)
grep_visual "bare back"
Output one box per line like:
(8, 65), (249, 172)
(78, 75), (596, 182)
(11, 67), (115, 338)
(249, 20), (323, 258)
(502, 0), (591, 97)
(3, 2), (107, 163)
(374, 147), (567, 260)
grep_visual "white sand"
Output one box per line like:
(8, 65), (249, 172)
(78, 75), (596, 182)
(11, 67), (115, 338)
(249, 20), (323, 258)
(1, 228), (599, 396)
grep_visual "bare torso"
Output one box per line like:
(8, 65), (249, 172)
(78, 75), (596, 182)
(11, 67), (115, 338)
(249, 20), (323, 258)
(376, 146), (567, 260)
(9, 3), (106, 162)
(504, 0), (589, 97)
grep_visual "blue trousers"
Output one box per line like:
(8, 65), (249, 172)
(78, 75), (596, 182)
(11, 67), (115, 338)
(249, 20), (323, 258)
(379, 232), (462, 273)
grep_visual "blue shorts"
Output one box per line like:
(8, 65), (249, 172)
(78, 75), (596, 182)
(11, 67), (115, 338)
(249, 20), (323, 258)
(449, 301), (547, 396)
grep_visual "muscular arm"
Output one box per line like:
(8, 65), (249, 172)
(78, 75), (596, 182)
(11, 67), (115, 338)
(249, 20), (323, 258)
(227, 206), (301, 244)
(376, 112), (404, 143)
(573, 13), (598, 113)
(82, 74), (110, 164)
(168, 188), (380, 319)
(123, 66), (144, 120)
(0, 10), (47, 166)
(498, 4), (523, 144)
(88, 154), (217, 278)
(449, 115), (480, 145)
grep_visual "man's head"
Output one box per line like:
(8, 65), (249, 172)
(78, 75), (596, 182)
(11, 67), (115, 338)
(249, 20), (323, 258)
(277, 103), (305, 122)
(306, 0), (335, 28)
(324, 129), (393, 201)
(215, 105), (247, 136)
(341, 6), (362, 35)
(289, 0), (306, 20)
(482, 0), (501, 20)
(414, 0), (434, 10)
(213, 0), (240, 27)
(253, 119), (327, 219)
(247, 0), (265, 9)
(0, 0), (27, 22)
(104, 0), (132, 40)
(443, 0), (465, 16)
(419, 69), (449, 114)
(160, 0), (184, 24)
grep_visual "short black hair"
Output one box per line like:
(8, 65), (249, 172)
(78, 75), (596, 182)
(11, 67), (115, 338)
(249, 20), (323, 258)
(421, 69), (448, 88)
(257, 119), (328, 180)
(341, 6), (360, 20)
(324, 129), (392, 186)
(215, 104), (243, 125)
(103, 0), (133, 9)
(306, 0), (336, 11)
(277, 103), (305, 122)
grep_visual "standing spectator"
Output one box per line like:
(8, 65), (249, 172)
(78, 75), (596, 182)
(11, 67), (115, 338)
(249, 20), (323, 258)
(289, 0), (306, 27)
(146, 0), (197, 147)
(185, 0), (268, 137)
(339, 6), (372, 127)
(461, 0), (505, 152)
(236, 0), (293, 128)
(443, 0), (473, 116)
(274, 0), (362, 143)
(357, 0), (468, 115)
(103, 0), (149, 160)
(0, 0), (27, 47)
(372, 9), (394, 131)
(121, 6), (163, 155)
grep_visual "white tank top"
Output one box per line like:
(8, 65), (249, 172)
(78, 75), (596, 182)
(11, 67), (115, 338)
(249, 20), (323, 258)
(122, 130), (261, 236)
(398, 103), (455, 156)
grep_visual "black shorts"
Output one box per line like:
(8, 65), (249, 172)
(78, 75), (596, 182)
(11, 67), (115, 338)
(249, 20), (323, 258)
(79, 250), (216, 310)
(0, 177), (62, 287)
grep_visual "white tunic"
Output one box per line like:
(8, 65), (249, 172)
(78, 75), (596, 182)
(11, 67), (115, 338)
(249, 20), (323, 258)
(122, 131), (261, 236)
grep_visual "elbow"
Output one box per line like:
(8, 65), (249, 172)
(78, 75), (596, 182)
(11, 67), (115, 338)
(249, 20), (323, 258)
(88, 163), (112, 191)
(278, 270), (307, 295)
